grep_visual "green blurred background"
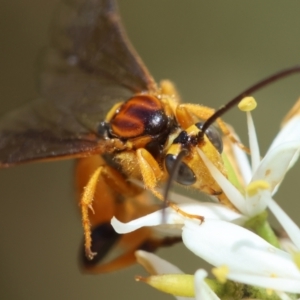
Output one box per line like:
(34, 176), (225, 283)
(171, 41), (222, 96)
(1, 1), (300, 299)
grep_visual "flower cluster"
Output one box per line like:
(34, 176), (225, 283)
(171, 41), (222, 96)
(111, 97), (300, 299)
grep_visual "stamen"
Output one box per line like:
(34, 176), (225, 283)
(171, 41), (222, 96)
(246, 109), (261, 172)
(266, 288), (274, 296)
(238, 97), (261, 171)
(238, 96), (257, 112)
(211, 265), (229, 283)
(292, 252), (300, 269)
(266, 276), (276, 296)
(246, 180), (270, 197)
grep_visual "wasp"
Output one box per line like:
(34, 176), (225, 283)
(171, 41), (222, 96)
(0, 0), (300, 274)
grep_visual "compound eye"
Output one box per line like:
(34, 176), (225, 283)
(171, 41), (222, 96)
(196, 122), (223, 153)
(165, 154), (196, 185)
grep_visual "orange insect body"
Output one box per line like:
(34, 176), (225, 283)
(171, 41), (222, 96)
(76, 78), (235, 262)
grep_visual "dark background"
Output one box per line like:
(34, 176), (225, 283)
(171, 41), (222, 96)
(1, 1), (300, 299)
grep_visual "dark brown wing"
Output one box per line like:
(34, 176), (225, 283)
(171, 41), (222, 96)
(0, 0), (156, 167)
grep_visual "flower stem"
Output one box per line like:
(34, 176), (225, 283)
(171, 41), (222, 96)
(244, 211), (280, 248)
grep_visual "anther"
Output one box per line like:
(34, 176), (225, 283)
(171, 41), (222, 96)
(238, 96), (257, 112)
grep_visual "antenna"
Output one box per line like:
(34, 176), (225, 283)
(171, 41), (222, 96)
(200, 66), (300, 137)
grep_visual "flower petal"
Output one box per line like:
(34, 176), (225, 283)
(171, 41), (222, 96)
(197, 148), (248, 215)
(268, 115), (300, 154)
(111, 208), (182, 235)
(251, 141), (300, 193)
(182, 220), (300, 280)
(268, 198), (300, 250)
(275, 291), (295, 300)
(135, 250), (183, 275)
(194, 269), (220, 300)
(111, 203), (246, 234)
(228, 272), (300, 293)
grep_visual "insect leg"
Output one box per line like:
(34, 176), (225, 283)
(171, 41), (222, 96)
(167, 202), (204, 223)
(160, 80), (181, 102)
(136, 149), (206, 222)
(175, 105), (196, 129)
(80, 166), (103, 260)
(136, 148), (165, 200)
(79, 159), (145, 260)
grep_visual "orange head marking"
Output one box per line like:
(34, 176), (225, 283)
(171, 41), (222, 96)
(110, 95), (169, 139)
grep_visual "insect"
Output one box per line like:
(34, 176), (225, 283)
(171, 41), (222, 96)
(0, 0), (300, 274)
